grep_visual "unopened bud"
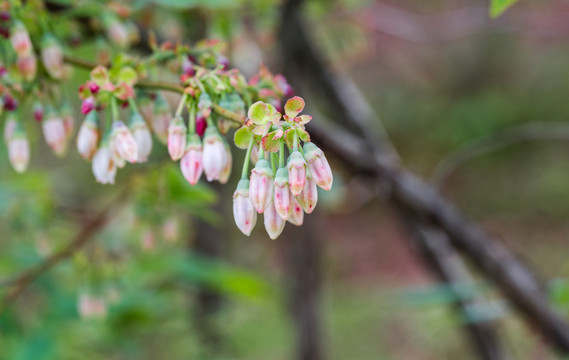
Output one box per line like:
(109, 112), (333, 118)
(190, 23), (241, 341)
(249, 158), (274, 214)
(111, 121), (138, 163)
(130, 112), (152, 162)
(288, 198), (304, 226)
(303, 142), (333, 191)
(167, 115), (187, 161)
(296, 172), (318, 214)
(287, 150), (306, 196)
(42, 108), (67, 156)
(180, 134), (203, 185)
(233, 179), (257, 236)
(77, 111), (99, 160)
(264, 200), (285, 240)
(202, 127), (227, 181)
(8, 123), (30, 173)
(273, 167), (292, 220)
(41, 34), (64, 79)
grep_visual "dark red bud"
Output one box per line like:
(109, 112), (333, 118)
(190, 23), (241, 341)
(0, 26), (9, 39)
(149, 93), (156, 101)
(196, 114), (207, 137)
(0, 66), (7, 77)
(89, 83), (100, 94)
(0, 11), (10, 22)
(4, 95), (17, 111)
(121, 101), (128, 108)
(34, 109), (43, 122)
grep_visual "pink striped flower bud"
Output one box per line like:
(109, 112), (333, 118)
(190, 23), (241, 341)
(81, 96), (95, 115)
(10, 21), (32, 56)
(104, 16), (129, 48)
(17, 53), (36, 81)
(167, 115), (187, 161)
(152, 94), (171, 144)
(61, 103), (75, 139)
(92, 139), (116, 184)
(8, 123), (30, 174)
(303, 142), (333, 191)
(264, 200), (285, 240)
(249, 159), (274, 214)
(202, 127), (227, 181)
(219, 140), (232, 184)
(130, 112), (152, 163)
(111, 121), (138, 164)
(41, 34), (64, 79)
(78, 291), (108, 320)
(288, 198), (304, 226)
(77, 111), (99, 160)
(3, 113), (17, 142)
(233, 179), (257, 236)
(250, 142), (260, 165)
(42, 109), (67, 157)
(138, 96), (154, 124)
(296, 172), (318, 214)
(273, 168), (292, 220)
(287, 150), (306, 196)
(180, 134), (203, 185)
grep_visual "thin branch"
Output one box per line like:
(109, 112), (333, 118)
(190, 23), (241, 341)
(0, 188), (129, 311)
(431, 122), (569, 188)
(279, 0), (569, 354)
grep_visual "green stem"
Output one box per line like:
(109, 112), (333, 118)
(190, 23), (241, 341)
(258, 146), (264, 161)
(279, 140), (285, 168)
(127, 97), (139, 114)
(241, 139), (255, 179)
(293, 132), (298, 151)
(110, 97), (119, 122)
(175, 93), (188, 117)
(188, 101), (196, 134)
(105, 107), (112, 132)
(271, 153), (277, 173)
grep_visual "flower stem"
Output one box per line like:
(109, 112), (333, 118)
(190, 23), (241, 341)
(279, 140), (285, 168)
(293, 131), (298, 150)
(271, 152), (277, 173)
(110, 97), (119, 122)
(127, 97), (139, 114)
(175, 93), (188, 117)
(188, 101), (196, 134)
(241, 139), (255, 179)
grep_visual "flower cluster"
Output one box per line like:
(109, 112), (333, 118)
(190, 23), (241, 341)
(232, 97), (333, 239)
(0, 2), (333, 240)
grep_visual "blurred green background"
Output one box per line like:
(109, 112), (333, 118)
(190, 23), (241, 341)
(3, 0), (569, 359)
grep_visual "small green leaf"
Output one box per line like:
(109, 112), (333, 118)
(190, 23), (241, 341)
(284, 96), (305, 119)
(297, 128), (310, 143)
(114, 83), (134, 101)
(490, 0), (519, 18)
(90, 65), (110, 85)
(117, 66), (138, 86)
(261, 130), (281, 153)
(284, 128), (296, 149)
(297, 114), (312, 125)
(266, 103), (282, 124)
(234, 126), (253, 149)
(247, 101), (269, 125)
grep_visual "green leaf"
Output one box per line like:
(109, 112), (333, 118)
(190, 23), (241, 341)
(296, 128), (310, 143)
(234, 126), (253, 149)
(261, 130), (282, 153)
(489, 0), (519, 18)
(247, 101), (269, 125)
(116, 66), (138, 86)
(90, 65), (110, 86)
(284, 128), (296, 149)
(284, 96), (305, 119)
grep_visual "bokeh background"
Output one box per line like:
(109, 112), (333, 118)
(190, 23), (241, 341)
(3, 0), (569, 359)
